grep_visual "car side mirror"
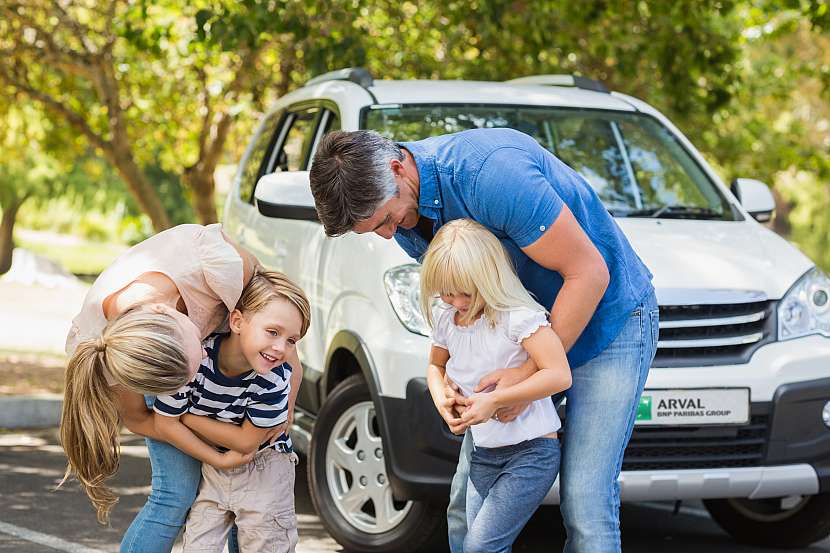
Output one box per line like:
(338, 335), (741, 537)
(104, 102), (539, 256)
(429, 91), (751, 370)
(254, 171), (319, 222)
(730, 178), (776, 223)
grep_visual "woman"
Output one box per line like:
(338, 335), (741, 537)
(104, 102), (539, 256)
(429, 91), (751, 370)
(60, 223), (298, 552)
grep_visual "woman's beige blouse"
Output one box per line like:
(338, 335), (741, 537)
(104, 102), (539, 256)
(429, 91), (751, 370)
(65, 224), (245, 357)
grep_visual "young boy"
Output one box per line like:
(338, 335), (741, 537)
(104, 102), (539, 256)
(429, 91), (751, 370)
(153, 271), (310, 553)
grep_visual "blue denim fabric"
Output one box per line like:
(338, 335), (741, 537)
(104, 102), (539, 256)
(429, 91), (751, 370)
(447, 291), (659, 553)
(464, 438), (560, 553)
(397, 128), (655, 369)
(120, 396), (240, 553)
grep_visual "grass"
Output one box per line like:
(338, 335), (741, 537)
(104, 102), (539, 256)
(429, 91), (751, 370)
(15, 228), (127, 277)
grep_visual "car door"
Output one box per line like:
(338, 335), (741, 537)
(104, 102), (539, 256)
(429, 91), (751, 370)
(247, 103), (341, 411)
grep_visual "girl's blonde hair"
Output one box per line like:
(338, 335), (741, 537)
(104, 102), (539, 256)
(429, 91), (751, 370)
(420, 219), (544, 327)
(237, 270), (311, 338)
(60, 309), (191, 524)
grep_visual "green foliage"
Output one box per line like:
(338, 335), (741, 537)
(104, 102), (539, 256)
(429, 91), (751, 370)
(1, 0), (829, 272)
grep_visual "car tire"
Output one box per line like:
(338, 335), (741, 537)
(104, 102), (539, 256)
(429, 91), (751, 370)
(308, 374), (446, 552)
(703, 494), (830, 548)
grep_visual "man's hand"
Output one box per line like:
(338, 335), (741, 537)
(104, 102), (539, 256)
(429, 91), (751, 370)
(458, 393), (499, 427)
(475, 366), (534, 423)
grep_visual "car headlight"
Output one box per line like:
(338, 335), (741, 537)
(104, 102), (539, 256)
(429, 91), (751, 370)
(778, 267), (830, 341)
(383, 264), (430, 336)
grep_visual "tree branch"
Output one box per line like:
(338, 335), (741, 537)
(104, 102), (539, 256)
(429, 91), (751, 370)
(0, 66), (110, 153)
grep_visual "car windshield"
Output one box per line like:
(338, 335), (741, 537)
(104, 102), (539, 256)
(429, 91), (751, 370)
(363, 105), (736, 220)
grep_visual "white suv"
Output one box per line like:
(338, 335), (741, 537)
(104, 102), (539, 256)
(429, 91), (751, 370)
(224, 68), (830, 552)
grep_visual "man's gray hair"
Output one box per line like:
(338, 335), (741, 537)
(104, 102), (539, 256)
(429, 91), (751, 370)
(309, 130), (403, 236)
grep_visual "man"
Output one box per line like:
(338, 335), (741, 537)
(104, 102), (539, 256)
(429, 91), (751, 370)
(309, 127), (658, 553)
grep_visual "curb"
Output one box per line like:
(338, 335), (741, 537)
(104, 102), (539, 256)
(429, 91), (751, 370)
(0, 394), (62, 429)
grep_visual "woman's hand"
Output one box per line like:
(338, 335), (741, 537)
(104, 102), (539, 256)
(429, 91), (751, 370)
(264, 422), (287, 444)
(458, 392), (500, 427)
(476, 365), (534, 423)
(217, 450), (255, 469)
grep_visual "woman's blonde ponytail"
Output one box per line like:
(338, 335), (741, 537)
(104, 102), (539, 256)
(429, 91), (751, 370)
(59, 309), (191, 523)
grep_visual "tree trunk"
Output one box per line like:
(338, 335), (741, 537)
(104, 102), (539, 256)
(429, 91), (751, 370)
(0, 196), (25, 275)
(771, 187), (792, 237)
(184, 168), (218, 225)
(104, 146), (172, 232)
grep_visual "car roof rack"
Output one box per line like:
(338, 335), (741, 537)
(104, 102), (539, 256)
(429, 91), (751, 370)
(306, 67), (374, 89)
(506, 74), (609, 93)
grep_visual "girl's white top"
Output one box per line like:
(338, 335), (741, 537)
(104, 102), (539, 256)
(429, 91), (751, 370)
(65, 224), (246, 365)
(431, 303), (561, 448)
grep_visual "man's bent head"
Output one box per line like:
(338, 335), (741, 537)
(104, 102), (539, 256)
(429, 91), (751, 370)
(309, 130), (403, 236)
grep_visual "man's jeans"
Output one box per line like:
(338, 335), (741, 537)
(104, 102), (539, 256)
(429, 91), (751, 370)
(448, 291), (659, 553)
(465, 437), (560, 553)
(120, 397), (241, 553)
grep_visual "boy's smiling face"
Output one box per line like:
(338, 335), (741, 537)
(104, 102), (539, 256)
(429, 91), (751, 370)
(230, 298), (303, 375)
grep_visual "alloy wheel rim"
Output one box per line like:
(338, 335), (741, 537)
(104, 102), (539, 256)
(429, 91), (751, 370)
(727, 495), (811, 522)
(325, 401), (413, 534)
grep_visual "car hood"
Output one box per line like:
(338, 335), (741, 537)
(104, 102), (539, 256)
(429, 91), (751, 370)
(616, 219), (814, 302)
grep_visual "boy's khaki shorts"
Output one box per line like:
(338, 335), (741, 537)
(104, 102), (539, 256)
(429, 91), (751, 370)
(183, 448), (299, 553)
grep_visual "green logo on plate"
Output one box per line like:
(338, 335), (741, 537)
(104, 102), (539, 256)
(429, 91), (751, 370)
(637, 395), (653, 421)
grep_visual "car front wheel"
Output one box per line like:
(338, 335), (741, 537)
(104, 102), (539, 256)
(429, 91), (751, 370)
(704, 494), (830, 548)
(308, 374), (445, 552)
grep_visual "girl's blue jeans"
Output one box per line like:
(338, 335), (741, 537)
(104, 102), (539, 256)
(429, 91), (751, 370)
(448, 290), (659, 553)
(120, 397), (240, 553)
(465, 437), (560, 553)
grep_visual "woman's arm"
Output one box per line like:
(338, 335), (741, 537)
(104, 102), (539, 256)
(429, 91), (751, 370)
(180, 415), (285, 455)
(460, 326), (571, 426)
(154, 413), (254, 468)
(115, 387), (161, 439)
(425, 346), (466, 434)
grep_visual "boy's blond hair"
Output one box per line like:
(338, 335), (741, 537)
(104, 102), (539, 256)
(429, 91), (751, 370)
(420, 219), (544, 327)
(236, 270), (311, 338)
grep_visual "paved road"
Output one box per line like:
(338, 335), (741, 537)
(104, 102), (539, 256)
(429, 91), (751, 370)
(1, 429), (828, 553)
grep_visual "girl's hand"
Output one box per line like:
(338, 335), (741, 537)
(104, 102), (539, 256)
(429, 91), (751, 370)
(218, 450), (255, 469)
(459, 393), (499, 426)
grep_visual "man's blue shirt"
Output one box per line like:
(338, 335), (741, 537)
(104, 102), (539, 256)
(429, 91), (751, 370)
(396, 128), (654, 368)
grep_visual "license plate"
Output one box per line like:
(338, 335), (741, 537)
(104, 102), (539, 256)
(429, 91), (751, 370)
(635, 388), (750, 426)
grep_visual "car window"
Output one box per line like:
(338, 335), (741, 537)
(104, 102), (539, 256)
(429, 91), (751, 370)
(238, 110), (282, 203)
(271, 108), (319, 173)
(365, 105), (735, 220)
(308, 109), (341, 168)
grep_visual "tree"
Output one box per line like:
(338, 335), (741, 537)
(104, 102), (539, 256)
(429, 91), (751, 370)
(0, 100), (62, 274)
(0, 0), (306, 228)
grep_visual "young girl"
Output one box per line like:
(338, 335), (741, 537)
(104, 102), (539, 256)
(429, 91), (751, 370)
(420, 219), (572, 553)
(153, 270), (310, 552)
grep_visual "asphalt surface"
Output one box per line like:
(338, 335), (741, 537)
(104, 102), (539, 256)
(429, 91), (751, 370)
(1, 429), (829, 553)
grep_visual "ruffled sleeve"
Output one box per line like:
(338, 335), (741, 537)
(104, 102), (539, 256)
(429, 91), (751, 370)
(507, 307), (551, 344)
(196, 224), (245, 312)
(430, 303), (454, 349)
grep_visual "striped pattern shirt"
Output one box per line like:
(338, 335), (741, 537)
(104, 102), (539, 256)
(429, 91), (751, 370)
(154, 334), (292, 452)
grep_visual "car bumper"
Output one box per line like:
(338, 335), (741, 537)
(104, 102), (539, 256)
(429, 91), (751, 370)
(379, 376), (830, 502)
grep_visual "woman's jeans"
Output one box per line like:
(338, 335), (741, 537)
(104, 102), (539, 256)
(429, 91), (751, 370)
(120, 397), (240, 553)
(465, 437), (560, 553)
(448, 291), (659, 553)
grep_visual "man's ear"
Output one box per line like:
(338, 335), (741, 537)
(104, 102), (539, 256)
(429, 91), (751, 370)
(390, 158), (404, 176)
(228, 309), (245, 334)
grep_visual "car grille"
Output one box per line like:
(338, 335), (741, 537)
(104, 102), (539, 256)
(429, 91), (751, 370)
(621, 413), (770, 471)
(654, 300), (777, 368)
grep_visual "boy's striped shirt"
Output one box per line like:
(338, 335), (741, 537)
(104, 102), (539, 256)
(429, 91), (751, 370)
(154, 333), (292, 452)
